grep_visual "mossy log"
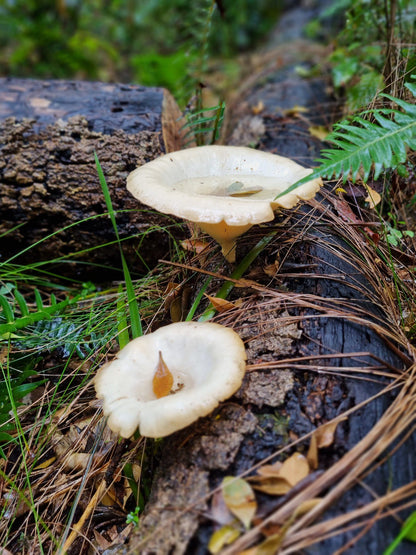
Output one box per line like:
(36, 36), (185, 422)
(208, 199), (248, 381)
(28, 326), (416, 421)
(0, 78), (185, 280)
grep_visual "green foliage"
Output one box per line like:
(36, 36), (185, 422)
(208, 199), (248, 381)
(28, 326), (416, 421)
(384, 511), (416, 554)
(278, 80), (416, 199)
(0, 284), (91, 340)
(328, 0), (415, 111)
(126, 506), (141, 527)
(94, 153), (142, 340)
(384, 212), (415, 247)
(131, 48), (191, 96)
(183, 100), (226, 146)
(314, 83), (416, 183)
(0, 353), (44, 445)
(0, 0), (279, 103)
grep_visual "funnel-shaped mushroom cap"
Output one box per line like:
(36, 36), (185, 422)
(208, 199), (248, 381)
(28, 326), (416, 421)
(94, 322), (246, 438)
(127, 145), (322, 261)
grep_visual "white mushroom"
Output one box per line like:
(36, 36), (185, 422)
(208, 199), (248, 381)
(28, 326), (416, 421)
(94, 321), (246, 438)
(127, 145), (322, 262)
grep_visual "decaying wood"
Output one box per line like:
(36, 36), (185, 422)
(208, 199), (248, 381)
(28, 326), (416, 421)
(0, 78), (185, 278)
(119, 4), (416, 554)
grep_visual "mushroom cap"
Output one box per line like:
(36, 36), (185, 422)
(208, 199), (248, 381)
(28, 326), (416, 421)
(127, 145), (322, 226)
(94, 322), (246, 438)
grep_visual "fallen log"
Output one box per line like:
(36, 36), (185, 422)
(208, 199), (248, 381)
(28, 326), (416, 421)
(0, 78), (185, 279)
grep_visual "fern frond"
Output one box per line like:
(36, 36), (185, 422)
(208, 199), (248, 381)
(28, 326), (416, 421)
(0, 291), (84, 338)
(182, 100), (225, 146)
(316, 92), (416, 183)
(275, 81), (416, 200)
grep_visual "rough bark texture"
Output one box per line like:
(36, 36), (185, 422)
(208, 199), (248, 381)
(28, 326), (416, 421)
(0, 79), (185, 280)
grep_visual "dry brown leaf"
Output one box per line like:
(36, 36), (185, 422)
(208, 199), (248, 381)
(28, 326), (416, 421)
(205, 294), (241, 313)
(107, 525), (121, 542)
(169, 296), (183, 322)
(251, 454), (310, 496)
(251, 100), (265, 114)
(251, 476), (292, 496)
(263, 261), (279, 277)
(33, 456), (57, 470)
(278, 453), (310, 487)
(364, 184), (381, 209)
(307, 433), (318, 470)
(222, 476), (257, 529)
(64, 452), (93, 471)
(316, 419), (344, 448)
(101, 485), (120, 507)
(256, 461), (283, 477)
(93, 529), (113, 550)
(153, 351), (174, 398)
(308, 125), (329, 141)
(181, 238), (210, 253)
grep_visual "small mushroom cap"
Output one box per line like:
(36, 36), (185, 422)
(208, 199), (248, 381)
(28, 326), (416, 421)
(94, 322), (247, 438)
(127, 145), (322, 225)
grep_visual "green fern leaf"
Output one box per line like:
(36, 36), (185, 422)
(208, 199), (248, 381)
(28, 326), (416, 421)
(0, 292), (83, 337)
(316, 100), (415, 182)
(0, 296), (14, 323)
(275, 82), (416, 200)
(34, 289), (44, 311)
(14, 290), (29, 317)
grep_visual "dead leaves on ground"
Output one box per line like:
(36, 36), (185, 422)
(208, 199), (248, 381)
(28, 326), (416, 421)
(250, 453), (309, 496)
(208, 419), (341, 554)
(204, 294), (242, 313)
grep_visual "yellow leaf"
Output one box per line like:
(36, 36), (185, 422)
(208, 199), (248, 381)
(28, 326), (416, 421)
(222, 477), (257, 529)
(364, 184), (381, 209)
(277, 453), (310, 487)
(208, 523), (241, 554)
(33, 456), (56, 470)
(308, 125), (329, 141)
(335, 187), (348, 196)
(152, 351), (173, 398)
(283, 105), (309, 116)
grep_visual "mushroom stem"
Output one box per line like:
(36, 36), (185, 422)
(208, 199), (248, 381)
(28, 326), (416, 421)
(197, 221), (254, 263)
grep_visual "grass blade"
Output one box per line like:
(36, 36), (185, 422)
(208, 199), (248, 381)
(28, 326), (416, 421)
(94, 152), (142, 338)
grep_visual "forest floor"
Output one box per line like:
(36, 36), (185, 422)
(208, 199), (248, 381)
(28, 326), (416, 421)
(1, 2), (416, 555)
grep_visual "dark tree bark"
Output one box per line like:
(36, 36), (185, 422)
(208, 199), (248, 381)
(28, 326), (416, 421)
(0, 78), (185, 280)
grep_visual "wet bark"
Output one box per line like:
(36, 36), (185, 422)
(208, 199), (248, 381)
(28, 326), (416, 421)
(0, 78), (185, 280)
